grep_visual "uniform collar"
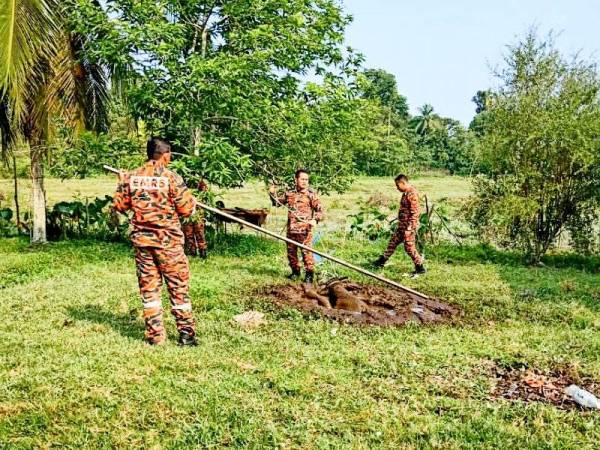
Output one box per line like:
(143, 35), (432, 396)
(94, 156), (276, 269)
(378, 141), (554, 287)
(145, 160), (166, 171)
(295, 186), (309, 194)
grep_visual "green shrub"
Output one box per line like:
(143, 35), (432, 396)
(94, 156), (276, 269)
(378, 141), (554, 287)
(45, 196), (128, 241)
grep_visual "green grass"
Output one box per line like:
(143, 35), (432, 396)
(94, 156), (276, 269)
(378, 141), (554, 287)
(0, 177), (116, 210)
(1, 176), (599, 448)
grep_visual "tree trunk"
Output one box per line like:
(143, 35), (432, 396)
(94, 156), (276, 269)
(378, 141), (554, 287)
(191, 124), (202, 156)
(30, 146), (47, 243)
(12, 153), (20, 226)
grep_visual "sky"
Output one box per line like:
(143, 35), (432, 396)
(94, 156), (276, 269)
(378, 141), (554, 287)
(342, 0), (600, 124)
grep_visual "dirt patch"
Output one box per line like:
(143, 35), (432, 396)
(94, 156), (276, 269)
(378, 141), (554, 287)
(262, 278), (458, 327)
(491, 363), (600, 410)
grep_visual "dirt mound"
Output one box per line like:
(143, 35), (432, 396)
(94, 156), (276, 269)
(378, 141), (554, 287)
(262, 278), (457, 327)
(491, 364), (600, 410)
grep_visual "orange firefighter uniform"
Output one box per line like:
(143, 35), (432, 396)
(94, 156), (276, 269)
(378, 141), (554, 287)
(382, 185), (423, 265)
(113, 160), (197, 344)
(270, 188), (324, 273)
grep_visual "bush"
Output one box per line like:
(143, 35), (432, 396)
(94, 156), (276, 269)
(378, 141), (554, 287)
(0, 207), (18, 237)
(565, 204), (600, 255)
(468, 32), (600, 262)
(45, 196), (128, 241)
(347, 198), (397, 241)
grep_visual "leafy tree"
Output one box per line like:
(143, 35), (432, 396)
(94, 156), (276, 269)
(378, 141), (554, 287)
(49, 99), (147, 179)
(410, 105), (475, 174)
(421, 118), (475, 175)
(228, 78), (367, 193)
(73, 0), (363, 193)
(360, 68), (409, 119)
(49, 131), (145, 179)
(468, 31), (600, 262)
(350, 98), (411, 176)
(471, 90), (493, 114)
(469, 89), (496, 138)
(351, 69), (412, 176)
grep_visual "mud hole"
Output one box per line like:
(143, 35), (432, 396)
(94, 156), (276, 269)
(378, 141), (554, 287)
(262, 278), (458, 327)
(491, 363), (600, 410)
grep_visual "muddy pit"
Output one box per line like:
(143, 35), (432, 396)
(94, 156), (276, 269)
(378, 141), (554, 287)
(263, 278), (458, 327)
(491, 364), (600, 410)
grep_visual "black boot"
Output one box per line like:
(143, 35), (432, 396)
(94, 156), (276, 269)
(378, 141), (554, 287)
(372, 256), (387, 268)
(178, 332), (198, 347)
(410, 264), (427, 278)
(304, 271), (315, 284)
(287, 269), (301, 281)
(199, 248), (207, 259)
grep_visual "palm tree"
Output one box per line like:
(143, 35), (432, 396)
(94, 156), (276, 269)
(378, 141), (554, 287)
(411, 103), (441, 136)
(0, 0), (109, 243)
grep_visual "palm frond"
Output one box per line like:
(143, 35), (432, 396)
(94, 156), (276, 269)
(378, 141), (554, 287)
(43, 31), (110, 135)
(0, 0), (61, 121)
(81, 1), (134, 104)
(73, 33), (110, 132)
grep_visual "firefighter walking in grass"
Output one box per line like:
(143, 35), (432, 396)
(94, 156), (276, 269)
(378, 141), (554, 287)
(373, 174), (426, 277)
(268, 169), (324, 283)
(113, 137), (198, 346)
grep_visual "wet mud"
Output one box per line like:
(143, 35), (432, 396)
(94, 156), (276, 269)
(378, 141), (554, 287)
(262, 278), (458, 327)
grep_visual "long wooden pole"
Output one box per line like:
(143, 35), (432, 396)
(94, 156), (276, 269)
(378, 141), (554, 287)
(103, 165), (430, 300)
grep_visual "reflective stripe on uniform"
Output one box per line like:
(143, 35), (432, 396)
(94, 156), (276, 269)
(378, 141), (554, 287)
(172, 303), (192, 311)
(142, 300), (162, 309)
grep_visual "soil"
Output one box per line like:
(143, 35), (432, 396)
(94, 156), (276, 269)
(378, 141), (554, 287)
(262, 278), (458, 327)
(491, 363), (600, 410)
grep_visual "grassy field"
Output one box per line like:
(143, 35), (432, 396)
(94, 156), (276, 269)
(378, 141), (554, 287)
(0, 174), (468, 231)
(1, 175), (599, 448)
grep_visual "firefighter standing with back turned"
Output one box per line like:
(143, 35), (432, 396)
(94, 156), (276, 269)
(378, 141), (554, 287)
(113, 137), (198, 346)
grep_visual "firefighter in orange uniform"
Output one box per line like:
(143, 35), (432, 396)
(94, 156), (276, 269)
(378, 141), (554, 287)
(373, 174), (426, 277)
(268, 169), (324, 283)
(113, 137), (198, 346)
(182, 179), (209, 259)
